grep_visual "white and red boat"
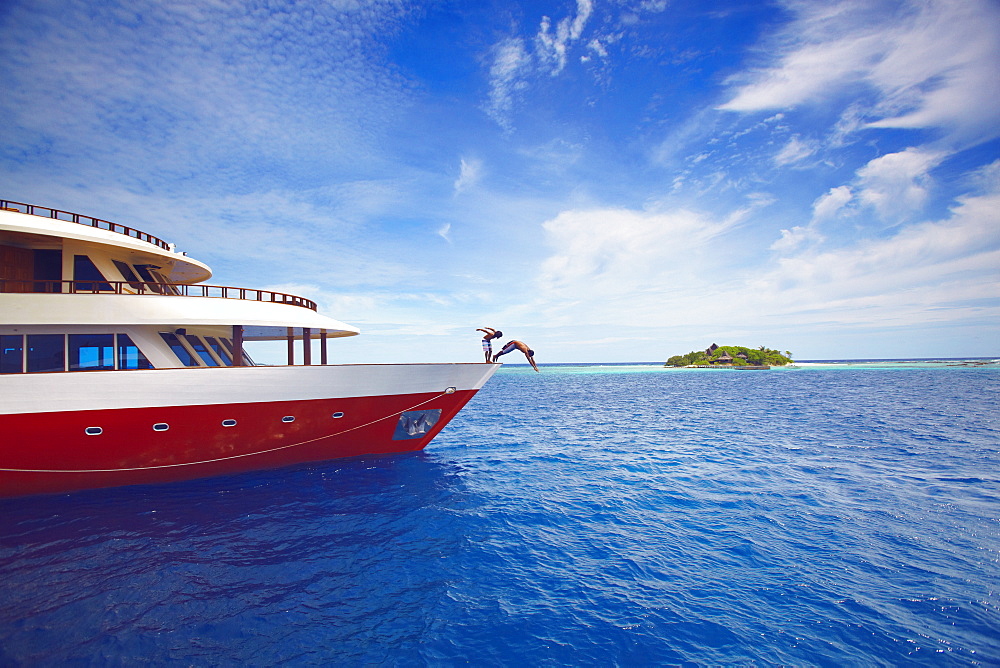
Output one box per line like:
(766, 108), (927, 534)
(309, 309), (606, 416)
(0, 199), (498, 497)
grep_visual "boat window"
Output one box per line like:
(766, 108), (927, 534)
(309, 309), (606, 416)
(73, 255), (112, 292)
(26, 334), (65, 373)
(149, 269), (180, 295)
(112, 260), (144, 290)
(135, 265), (179, 295)
(133, 264), (155, 281)
(219, 337), (255, 366)
(117, 333), (154, 370)
(185, 335), (220, 366)
(1, 335), (24, 373)
(69, 334), (115, 371)
(133, 264), (163, 294)
(33, 249), (62, 293)
(204, 337), (233, 365)
(159, 332), (200, 367)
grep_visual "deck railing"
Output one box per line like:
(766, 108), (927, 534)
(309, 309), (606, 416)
(0, 279), (318, 311)
(0, 199), (171, 250)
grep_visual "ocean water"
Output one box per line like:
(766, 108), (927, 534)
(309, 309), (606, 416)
(2, 362), (999, 665)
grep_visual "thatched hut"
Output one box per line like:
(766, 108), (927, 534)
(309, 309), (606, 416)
(713, 352), (734, 365)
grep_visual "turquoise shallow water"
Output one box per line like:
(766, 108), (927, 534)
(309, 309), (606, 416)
(2, 362), (999, 665)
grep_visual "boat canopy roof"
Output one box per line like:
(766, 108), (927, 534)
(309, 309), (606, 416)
(0, 208), (212, 283)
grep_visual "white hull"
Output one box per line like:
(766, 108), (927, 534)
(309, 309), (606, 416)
(0, 363), (498, 414)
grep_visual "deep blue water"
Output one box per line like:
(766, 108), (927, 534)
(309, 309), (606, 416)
(2, 363), (999, 665)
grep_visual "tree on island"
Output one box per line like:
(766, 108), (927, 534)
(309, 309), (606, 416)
(664, 343), (793, 367)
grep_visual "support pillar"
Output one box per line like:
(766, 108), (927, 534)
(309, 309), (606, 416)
(320, 330), (328, 365)
(232, 325), (244, 366)
(303, 328), (312, 366)
(287, 327), (295, 366)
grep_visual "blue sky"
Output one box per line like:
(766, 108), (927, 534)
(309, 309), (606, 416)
(2, 0), (998, 363)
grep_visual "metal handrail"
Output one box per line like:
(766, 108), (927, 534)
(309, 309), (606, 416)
(0, 279), (318, 311)
(0, 199), (171, 250)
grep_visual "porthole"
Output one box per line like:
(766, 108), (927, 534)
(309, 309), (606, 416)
(445, 386), (456, 394)
(152, 423), (169, 432)
(332, 412), (344, 419)
(85, 426), (103, 436)
(282, 416), (295, 423)
(221, 419), (237, 427)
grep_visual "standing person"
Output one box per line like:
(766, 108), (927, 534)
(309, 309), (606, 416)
(476, 327), (503, 363)
(493, 340), (539, 372)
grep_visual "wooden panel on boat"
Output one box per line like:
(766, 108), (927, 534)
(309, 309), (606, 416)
(0, 244), (34, 293)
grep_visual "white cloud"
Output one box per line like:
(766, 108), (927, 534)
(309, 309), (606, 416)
(754, 183), (1000, 322)
(0, 0), (415, 190)
(436, 222), (452, 243)
(969, 159), (1000, 193)
(774, 135), (817, 165)
(587, 38), (609, 59)
(539, 207), (736, 290)
(453, 158), (483, 194)
(719, 0), (1000, 143)
(864, 0), (1000, 141)
(526, 173), (1000, 336)
(770, 225), (824, 252)
(485, 38), (531, 130)
(529, 206), (747, 327)
(485, 0), (607, 128)
(812, 185), (853, 221)
(536, 0), (594, 74)
(770, 186), (850, 252)
(721, 32), (881, 112)
(855, 147), (944, 221)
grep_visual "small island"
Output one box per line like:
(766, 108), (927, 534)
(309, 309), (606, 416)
(665, 343), (793, 368)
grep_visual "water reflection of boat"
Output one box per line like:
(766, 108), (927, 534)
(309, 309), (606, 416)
(0, 200), (498, 497)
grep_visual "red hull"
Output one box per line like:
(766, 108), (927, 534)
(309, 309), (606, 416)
(0, 388), (478, 497)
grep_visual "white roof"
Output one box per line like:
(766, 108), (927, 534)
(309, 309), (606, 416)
(0, 208), (212, 283)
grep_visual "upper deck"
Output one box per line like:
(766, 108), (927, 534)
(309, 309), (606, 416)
(0, 200), (360, 337)
(0, 200), (212, 284)
(1, 199), (171, 249)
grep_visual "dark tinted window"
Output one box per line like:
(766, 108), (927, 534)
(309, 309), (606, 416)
(159, 332), (199, 367)
(27, 334), (65, 372)
(118, 334), (154, 369)
(112, 260), (143, 289)
(134, 265), (162, 293)
(1, 335), (23, 373)
(204, 337), (233, 366)
(149, 268), (179, 295)
(33, 249), (61, 292)
(185, 335), (219, 366)
(73, 255), (112, 292)
(69, 334), (115, 371)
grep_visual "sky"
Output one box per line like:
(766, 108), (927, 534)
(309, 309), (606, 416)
(2, 0), (998, 363)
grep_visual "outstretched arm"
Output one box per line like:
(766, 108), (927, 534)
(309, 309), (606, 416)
(527, 354), (539, 372)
